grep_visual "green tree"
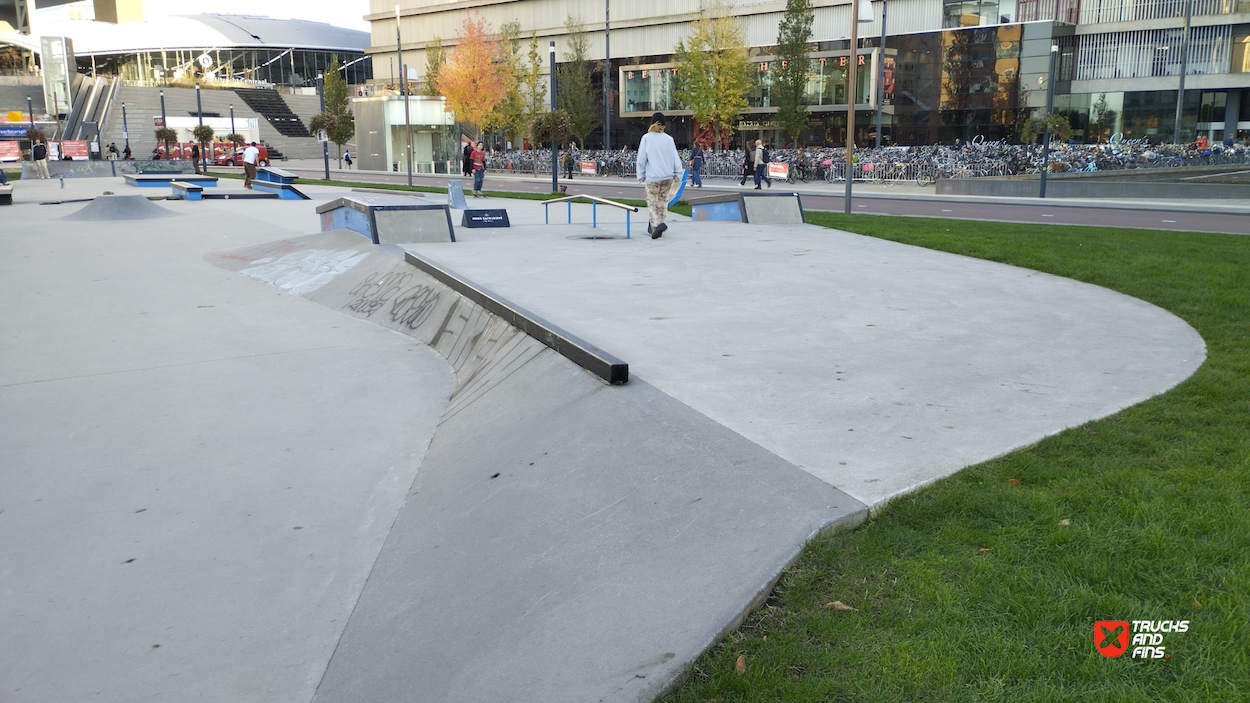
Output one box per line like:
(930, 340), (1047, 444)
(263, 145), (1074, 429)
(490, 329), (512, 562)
(191, 123), (215, 168)
(482, 21), (526, 147)
(521, 32), (548, 155)
(556, 16), (599, 149)
(1088, 93), (1117, 143)
(423, 37), (446, 97)
(310, 56), (355, 167)
(673, 3), (751, 149)
(774, 0), (814, 145)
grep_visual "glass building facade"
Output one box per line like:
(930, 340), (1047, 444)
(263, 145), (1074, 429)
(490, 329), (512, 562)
(82, 49), (372, 89)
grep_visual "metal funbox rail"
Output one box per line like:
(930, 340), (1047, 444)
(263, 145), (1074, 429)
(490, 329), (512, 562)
(542, 195), (640, 238)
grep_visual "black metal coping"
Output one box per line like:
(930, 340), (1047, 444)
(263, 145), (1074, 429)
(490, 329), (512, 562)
(404, 250), (629, 385)
(687, 192), (741, 206)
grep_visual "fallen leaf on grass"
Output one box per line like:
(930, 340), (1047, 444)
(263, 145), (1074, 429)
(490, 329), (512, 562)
(1006, 479), (1022, 487)
(735, 655), (746, 674)
(1193, 599), (1203, 611)
(1058, 519), (1071, 526)
(819, 601), (858, 611)
(978, 547), (991, 553)
(1083, 427), (1097, 435)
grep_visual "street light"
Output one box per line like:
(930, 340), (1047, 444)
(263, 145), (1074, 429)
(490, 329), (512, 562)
(844, 0), (874, 215)
(604, 0), (611, 151)
(121, 102), (129, 151)
(159, 90), (168, 160)
(396, 4), (413, 187)
(318, 73), (330, 180)
(1172, 0), (1193, 144)
(875, 0), (888, 149)
(1040, 44), (1058, 199)
(196, 82), (206, 172)
(550, 41), (558, 193)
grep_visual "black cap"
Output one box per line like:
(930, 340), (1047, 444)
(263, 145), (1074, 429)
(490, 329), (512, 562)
(651, 112), (666, 126)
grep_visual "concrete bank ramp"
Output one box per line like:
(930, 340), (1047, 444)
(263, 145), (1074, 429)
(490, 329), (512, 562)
(206, 232), (868, 703)
(58, 194), (181, 221)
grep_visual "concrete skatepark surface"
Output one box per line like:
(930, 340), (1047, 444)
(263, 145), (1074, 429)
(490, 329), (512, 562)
(1, 176), (1206, 702)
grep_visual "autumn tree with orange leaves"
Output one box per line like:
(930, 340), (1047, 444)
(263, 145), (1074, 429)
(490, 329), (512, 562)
(435, 14), (507, 131)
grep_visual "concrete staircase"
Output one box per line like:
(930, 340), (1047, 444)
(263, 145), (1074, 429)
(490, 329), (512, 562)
(98, 85), (327, 160)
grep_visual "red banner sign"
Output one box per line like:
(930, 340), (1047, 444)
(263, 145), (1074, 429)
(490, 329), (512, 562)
(767, 162), (789, 179)
(579, 160), (596, 176)
(0, 141), (21, 161)
(59, 140), (90, 160)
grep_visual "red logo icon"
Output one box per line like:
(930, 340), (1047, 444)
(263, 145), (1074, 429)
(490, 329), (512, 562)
(1095, 621), (1129, 658)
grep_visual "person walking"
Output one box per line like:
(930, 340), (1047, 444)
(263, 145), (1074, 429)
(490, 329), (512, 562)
(462, 143), (473, 177)
(563, 148), (576, 179)
(191, 143), (201, 174)
(31, 139), (50, 178)
(689, 143), (705, 188)
(753, 139), (772, 189)
(637, 112), (682, 240)
(471, 141), (486, 197)
(343, 149), (353, 169)
(242, 141), (260, 189)
(123, 144), (132, 160)
(739, 144), (754, 186)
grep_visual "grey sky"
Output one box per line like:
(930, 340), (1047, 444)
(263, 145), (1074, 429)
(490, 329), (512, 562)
(142, 0), (371, 32)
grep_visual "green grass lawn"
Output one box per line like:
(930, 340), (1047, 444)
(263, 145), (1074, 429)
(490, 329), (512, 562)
(659, 214), (1250, 702)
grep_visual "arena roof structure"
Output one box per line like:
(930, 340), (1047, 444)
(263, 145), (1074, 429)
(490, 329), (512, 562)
(0, 13), (369, 55)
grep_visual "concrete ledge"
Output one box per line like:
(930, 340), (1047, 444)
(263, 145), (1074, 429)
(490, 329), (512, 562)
(171, 181), (202, 201)
(316, 194), (455, 244)
(404, 249), (629, 385)
(251, 180), (309, 200)
(256, 167), (298, 184)
(124, 174), (218, 188)
(0, 184), (11, 205)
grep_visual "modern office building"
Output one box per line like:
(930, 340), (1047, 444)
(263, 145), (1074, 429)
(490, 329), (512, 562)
(366, 0), (1249, 147)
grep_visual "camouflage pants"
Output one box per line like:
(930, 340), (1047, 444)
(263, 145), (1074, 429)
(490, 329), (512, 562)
(644, 179), (673, 228)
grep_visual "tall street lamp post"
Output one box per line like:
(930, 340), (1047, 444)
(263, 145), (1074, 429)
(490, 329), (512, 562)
(396, 5), (413, 187)
(196, 82), (206, 172)
(159, 90), (168, 159)
(318, 73), (330, 180)
(604, 0), (611, 151)
(550, 41), (558, 193)
(1040, 44), (1058, 199)
(875, 0), (888, 149)
(1172, 0), (1193, 145)
(844, 0), (872, 215)
(121, 102), (128, 151)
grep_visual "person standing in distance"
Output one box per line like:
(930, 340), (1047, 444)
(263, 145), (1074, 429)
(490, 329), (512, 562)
(242, 141), (260, 189)
(343, 149), (353, 169)
(753, 139), (771, 189)
(689, 142), (705, 188)
(31, 138), (50, 178)
(471, 141), (486, 197)
(637, 112), (682, 239)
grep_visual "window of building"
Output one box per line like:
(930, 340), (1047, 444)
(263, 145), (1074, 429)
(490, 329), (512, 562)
(1234, 33), (1250, 73)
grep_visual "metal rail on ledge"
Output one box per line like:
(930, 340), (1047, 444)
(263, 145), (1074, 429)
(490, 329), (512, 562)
(542, 194), (639, 238)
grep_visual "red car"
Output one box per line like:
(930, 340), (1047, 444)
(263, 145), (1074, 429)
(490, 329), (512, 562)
(215, 145), (270, 167)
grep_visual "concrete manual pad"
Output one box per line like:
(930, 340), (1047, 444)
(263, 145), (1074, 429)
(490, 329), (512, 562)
(407, 218), (1206, 508)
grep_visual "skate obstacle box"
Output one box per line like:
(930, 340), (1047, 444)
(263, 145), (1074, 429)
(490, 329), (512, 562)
(689, 193), (743, 222)
(317, 193), (456, 244)
(0, 184), (12, 205)
(123, 173), (218, 188)
(689, 192), (806, 225)
(739, 191), (805, 224)
(171, 182), (203, 201)
(252, 167), (309, 200)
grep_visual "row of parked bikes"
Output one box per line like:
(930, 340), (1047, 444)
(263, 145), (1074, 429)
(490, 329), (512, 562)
(484, 140), (1250, 187)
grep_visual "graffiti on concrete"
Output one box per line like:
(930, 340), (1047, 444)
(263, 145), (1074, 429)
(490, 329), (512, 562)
(344, 265), (442, 331)
(239, 248), (370, 296)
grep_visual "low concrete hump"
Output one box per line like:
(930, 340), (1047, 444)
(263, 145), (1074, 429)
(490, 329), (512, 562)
(58, 194), (181, 221)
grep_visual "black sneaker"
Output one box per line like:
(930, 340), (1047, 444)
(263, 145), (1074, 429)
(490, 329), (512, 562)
(766, 180), (772, 188)
(652, 223), (667, 239)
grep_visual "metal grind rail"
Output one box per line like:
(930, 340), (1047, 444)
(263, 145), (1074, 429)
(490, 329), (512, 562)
(542, 194), (640, 238)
